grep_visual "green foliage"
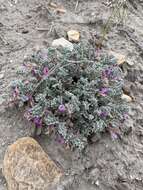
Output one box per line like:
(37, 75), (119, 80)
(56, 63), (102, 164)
(11, 43), (128, 150)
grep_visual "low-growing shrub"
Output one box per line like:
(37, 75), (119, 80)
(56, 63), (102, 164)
(11, 44), (128, 150)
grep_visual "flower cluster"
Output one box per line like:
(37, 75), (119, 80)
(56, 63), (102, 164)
(11, 44), (128, 150)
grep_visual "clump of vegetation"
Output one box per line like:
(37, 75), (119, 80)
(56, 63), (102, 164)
(11, 43), (128, 150)
(100, 0), (127, 45)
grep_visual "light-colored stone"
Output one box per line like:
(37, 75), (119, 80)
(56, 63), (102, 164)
(56, 7), (66, 14)
(67, 30), (80, 42)
(0, 73), (4, 79)
(121, 94), (132, 102)
(95, 180), (99, 186)
(52, 38), (73, 51)
(110, 51), (126, 65)
(3, 137), (63, 190)
(49, 2), (57, 8)
(126, 58), (134, 66)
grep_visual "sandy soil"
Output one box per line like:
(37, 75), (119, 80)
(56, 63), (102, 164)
(0, 0), (143, 189)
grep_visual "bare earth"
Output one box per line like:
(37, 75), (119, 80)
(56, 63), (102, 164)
(0, 0), (143, 190)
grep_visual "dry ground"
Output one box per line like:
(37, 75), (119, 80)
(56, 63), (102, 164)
(0, 0), (143, 189)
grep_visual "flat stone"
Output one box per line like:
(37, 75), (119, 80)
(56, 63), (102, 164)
(67, 30), (80, 42)
(3, 137), (63, 190)
(52, 38), (73, 51)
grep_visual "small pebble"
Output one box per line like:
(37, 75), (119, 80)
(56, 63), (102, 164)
(49, 2), (57, 8)
(56, 7), (66, 14)
(67, 30), (80, 42)
(126, 58), (134, 66)
(0, 73), (4, 79)
(95, 180), (99, 186)
(121, 94), (132, 102)
(2, 142), (5, 146)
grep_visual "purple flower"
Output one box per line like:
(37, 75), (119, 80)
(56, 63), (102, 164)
(58, 104), (66, 112)
(13, 86), (19, 98)
(31, 68), (37, 76)
(43, 67), (49, 77)
(24, 109), (32, 121)
(99, 88), (109, 96)
(40, 51), (48, 61)
(21, 95), (29, 102)
(102, 68), (111, 77)
(33, 116), (42, 128)
(121, 113), (129, 122)
(99, 111), (108, 118)
(57, 135), (65, 144)
(105, 68), (113, 77)
(123, 113), (129, 119)
(110, 131), (118, 140)
(24, 81), (29, 86)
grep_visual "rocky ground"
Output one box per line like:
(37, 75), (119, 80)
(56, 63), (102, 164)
(0, 0), (143, 189)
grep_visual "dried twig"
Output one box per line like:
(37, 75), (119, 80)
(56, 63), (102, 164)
(75, 0), (79, 12)
(36, 22), (53, 35)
